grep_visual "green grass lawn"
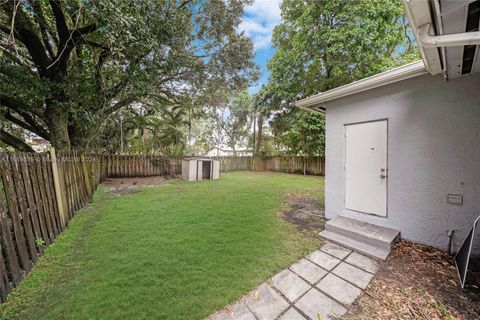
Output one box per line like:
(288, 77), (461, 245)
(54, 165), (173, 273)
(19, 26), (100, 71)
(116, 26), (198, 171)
(1, 171), (324, 320)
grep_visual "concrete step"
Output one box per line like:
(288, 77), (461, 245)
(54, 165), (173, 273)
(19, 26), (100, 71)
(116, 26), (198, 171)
(319, 230), (390, 261)
(325, 216), (399, 251)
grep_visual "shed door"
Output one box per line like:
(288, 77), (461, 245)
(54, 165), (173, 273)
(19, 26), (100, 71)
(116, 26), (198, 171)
(196, 160), (203, 181)
(345, 120), (387, 216)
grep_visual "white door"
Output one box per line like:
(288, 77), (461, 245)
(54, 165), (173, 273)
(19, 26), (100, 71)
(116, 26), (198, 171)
(196, 160), (203, 181)
(345, 120), (387, 216)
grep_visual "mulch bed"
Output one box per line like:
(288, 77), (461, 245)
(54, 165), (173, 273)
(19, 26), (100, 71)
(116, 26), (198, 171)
(341, 241), (480, 320)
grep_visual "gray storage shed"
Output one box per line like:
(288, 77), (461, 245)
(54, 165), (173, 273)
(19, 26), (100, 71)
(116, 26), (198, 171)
(182, 157), (220, 181)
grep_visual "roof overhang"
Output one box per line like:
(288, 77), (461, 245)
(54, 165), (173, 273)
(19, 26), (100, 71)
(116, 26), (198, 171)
(404, 0), (480, 80)
(295, 60), (427, 112)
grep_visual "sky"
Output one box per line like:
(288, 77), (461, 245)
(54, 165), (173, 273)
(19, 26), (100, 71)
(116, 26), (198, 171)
(239, 0), (282, 94)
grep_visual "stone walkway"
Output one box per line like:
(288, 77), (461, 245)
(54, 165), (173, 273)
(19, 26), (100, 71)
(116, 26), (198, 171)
(208, 242), (379, 320)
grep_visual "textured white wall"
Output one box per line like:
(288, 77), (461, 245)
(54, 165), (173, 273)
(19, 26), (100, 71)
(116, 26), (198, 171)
(325, 73), (480, 254)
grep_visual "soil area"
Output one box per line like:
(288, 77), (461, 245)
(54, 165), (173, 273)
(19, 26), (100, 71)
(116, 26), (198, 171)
(102, 176), (177, 195)
(281, 193), (325, 237)
(341, 241), (480, 320)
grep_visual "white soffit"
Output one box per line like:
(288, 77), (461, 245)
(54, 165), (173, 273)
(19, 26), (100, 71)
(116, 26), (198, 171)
(402, 0), (443, 75)
(295, 61), (427, 111)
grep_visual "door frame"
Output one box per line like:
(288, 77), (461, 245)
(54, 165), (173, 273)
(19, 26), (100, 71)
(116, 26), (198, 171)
(344, 118), (389, 217)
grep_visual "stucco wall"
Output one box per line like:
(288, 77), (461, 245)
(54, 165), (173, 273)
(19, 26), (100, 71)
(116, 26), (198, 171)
(325, 73), (480, 254)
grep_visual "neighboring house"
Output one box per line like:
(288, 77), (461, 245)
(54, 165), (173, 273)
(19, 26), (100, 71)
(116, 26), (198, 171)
(205, 147), (253, 157)
(296, 0), (480, 256)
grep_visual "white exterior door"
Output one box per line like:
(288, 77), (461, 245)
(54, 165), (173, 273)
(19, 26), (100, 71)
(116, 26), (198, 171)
(345, 120), (387, 216)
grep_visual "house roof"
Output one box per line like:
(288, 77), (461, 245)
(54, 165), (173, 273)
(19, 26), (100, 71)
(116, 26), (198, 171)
(296, 0), (480, 113)
(404, 0), (480, 80)
(295, 61), (427, 112)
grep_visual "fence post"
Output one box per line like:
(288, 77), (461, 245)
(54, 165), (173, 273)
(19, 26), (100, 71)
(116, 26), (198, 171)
(49, 148), (67, 228)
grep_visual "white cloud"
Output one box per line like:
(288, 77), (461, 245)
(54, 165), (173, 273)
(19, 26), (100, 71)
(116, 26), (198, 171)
(240, 0), (282, 50)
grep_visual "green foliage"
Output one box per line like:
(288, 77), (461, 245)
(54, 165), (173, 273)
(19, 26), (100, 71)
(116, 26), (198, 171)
(272, 109), (325, 156)
(0, 0), (258, 150)
(254, 0), (419, 156)
(200, 91), (254, 155)
(34, 238), (45, 247)
(0, 173), (324, 319)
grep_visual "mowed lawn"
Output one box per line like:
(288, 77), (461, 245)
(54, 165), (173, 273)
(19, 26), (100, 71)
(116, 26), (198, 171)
(1, 172), (324, 320)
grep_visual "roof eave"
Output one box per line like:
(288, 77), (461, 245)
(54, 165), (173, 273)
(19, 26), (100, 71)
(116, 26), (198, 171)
(402, 0), (443, 75)
(295, 60), (427, 110)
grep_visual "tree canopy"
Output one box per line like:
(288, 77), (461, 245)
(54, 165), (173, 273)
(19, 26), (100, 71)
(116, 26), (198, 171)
(253, 0), (419, 156)
(0, 0), (258, 151)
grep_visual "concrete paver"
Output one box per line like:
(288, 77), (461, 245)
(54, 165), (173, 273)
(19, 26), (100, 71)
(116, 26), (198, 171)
(306, 250), (341, 271)
(289, 258), (327, 284)
(295, 288), (347, 320)
(320, 242), (351, 259)
(332, 262), (374, 289)
(317, 273), (362, 305)
(244, 283), (289, 320)
(345, 252), (379, 274)
(278, 307), (306, 320)
(271, 269), (310, 302)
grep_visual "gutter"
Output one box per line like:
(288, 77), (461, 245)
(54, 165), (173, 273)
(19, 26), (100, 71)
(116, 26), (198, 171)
(295, 60), (427, 110)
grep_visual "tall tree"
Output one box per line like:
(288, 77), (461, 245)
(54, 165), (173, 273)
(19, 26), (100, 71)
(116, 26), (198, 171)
(0, 0), (258, 150)
(203, 91), (253, 156)
(262, 0), (418, 156)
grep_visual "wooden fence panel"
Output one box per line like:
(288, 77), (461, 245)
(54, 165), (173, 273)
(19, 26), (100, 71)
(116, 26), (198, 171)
(0, 151), (322, 302)
(211, 156), (324, 175)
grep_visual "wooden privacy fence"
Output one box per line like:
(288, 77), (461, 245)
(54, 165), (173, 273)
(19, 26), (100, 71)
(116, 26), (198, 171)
(104, 155), (180, 177)
(0, 150), (104, 301)
(212, 156), (252, 172)
(0, 152), (322, 302)
(212, 156), (325, 176)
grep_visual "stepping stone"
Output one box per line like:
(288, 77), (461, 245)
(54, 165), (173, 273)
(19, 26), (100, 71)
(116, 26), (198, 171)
(209, 302), (256, 320)
(271, 269), (310, 302)
(279, 307), (306, 320)
(290, 258), (327, 284)
(317, 273), (362, 305)
(345, 252), (379, 274)
(332, 262), (374, 289)
(320, 242), (351, 259)
(306, 250), (341, 271)
(245, 283), (289, 320)
(295, 288), (346, 320)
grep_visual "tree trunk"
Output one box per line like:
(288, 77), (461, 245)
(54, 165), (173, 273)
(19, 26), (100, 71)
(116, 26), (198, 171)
(255, 115), (264, 154)
(44, 105), (70, 150)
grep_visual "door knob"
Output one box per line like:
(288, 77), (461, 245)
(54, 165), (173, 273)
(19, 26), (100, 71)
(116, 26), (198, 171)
(380, 168), (387, 179)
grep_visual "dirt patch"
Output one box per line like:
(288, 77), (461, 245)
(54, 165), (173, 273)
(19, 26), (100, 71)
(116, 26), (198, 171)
(281, 193), (325, 237)
(341, 241), (480, 320)
(102, 176), (178, 195)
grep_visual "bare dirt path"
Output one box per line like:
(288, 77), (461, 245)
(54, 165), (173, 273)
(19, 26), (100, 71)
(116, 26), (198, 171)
(102, 176), (177, 195)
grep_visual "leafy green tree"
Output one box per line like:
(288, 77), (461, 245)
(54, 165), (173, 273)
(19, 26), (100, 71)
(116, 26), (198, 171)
(205, 91), (253, 156)
(260, 0), (418, 156)
(271, 109), (325, 156)
(0, 0), (258, 150)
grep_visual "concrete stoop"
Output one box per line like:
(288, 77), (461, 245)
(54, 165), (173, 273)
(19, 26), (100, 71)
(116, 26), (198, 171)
(319, 216), (400, 260)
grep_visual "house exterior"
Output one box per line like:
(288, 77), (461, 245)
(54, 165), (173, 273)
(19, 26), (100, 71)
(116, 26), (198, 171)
(296, 0), (480, 255)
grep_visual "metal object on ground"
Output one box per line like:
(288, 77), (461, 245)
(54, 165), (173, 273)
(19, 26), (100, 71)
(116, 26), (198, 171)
(455, 215), (479, 288)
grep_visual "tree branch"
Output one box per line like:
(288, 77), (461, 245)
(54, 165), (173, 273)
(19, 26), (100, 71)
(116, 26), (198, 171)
(0, 128), (35, 152)
(104, 97), (136, 115)
(49, 0), (69, 45)
(2, 111), (49, 140)
(0, 94), (44, 119)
